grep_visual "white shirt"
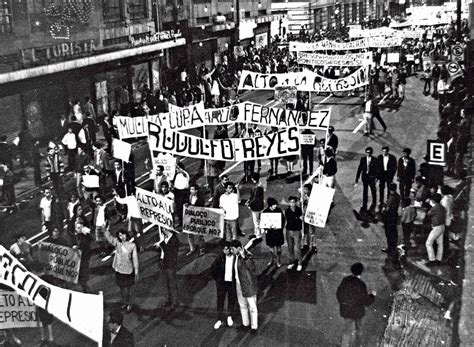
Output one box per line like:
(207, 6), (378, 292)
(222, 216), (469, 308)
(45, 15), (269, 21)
(40, 197), (52, 221)
(62, 133), (77, 149)
(220, 193), (239, 220)
(173, 172), (189, 190)
(96, 205), (106, 227)
(180, 70), (187, 82)
(441, 194), (453, 226)
(234, 255), (240, 284)
(383, 155), (389, 171)
(67, 201), (79, 219)
(224, 255), (234, 282)
(366, 156), (371, 173)
(115, 195), (141, 220)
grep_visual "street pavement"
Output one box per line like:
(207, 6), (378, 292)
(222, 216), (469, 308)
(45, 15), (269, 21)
(3, 74), (446, 346)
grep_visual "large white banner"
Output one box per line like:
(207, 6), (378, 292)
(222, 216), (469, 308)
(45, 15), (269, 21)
(289, 36), (403, 52)
(135, 187), (174, 228)
(0, 247), (103, 344)
(148, 122), (300, 162)
(297, 52), (373, 66)
(238, 67), (369, 92)
(349, 27), (423, 39)
(0, 289), (39, 329)
(304, 184), (335, 228)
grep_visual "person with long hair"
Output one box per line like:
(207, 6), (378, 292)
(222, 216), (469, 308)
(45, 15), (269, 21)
(104, 228), (139, 313)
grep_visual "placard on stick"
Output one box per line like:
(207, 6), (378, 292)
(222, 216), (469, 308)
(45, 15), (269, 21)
(112, 138), (132, 162)
(304, 184), (335, 228)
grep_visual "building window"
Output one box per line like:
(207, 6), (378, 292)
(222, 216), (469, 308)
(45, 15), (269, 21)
(196, 16), (210, 25)
(244, 11), (250, 18)
(128, 0), (147, 19)
(344, 4), (350, 25)
(103, 0), (123, 21)
(0, 0), (13, 34)
(258, 9), (266, 16)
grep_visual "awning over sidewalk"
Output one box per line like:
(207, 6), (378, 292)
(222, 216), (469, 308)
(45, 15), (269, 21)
(0, 37), (186, 85)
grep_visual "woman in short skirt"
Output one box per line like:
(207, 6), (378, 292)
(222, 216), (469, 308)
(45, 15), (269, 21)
(262, 197), (286, 268)
(105, 228), (139, 313)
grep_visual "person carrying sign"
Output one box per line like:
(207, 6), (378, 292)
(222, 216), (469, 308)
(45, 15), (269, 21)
(262, 197), (285, 268)
(219, 182), (240, 241)
(185, 184), (206, 256)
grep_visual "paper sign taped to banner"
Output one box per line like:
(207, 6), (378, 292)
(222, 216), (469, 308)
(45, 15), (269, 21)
(82, 174), (100, 189)
(260, 212), (282, 229)
(297, 52), (373, 67)
(182, 205), (224, 238)
(427, 140), (446, 166)
(37, 242), (82, 284)
(304, 184), (335, 228)
(151, 152), (177, 179)
(0, 247), (103, 344)
(274, 86), (297, 104)
(135, 187), (174, 228)
(112, 138), (132, 162)
(148, 122), (301, 161)
(301, 134), (316, 145)
(0, 290), (39, 329)
(238, 67), (369, 92)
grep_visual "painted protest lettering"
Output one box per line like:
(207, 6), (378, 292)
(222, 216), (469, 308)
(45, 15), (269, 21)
(135, 187), (174, 228)
(148, 121), (300, 161)
(168, 102), (205, 130)
(116, 116), (148, 139)
(0, 247), (103, 343)
(182, 205), (225, 238)
(304, 184), (335, 228)
(289, 37), (401, 52)
(37, 242), (82, 284)
(0, 290), (39, 329)
(297, 52), (373, 67)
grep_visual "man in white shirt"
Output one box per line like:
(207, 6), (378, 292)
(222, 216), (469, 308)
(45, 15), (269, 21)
(114, 191), (143, 249)
(62, 127), (77, 171)
(173, 163), (190, 228)
(219, 182), (240, 241)
(153, 165), (168, 194)
(39, 188), (54, 231)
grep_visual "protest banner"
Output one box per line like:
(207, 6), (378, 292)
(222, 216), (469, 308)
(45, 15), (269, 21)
(112, 138), (132, 162)
(301, 134), (316, 145)
(151, 151), (177, 179)
(289, 36), (402, 52)
(36, 242), (82, 284)
(304, 184), (335, 228)
(0, 246), (103, 344)
(274, 86), (297, 104)
(259, 212), (282, 229)
(182, 205), (224, 238)
(451, 44), (464, 62)
(297, 52), (373, 67)
(135, 187), (174, 228)
(148, 121), (301, 162)
(427, 140), (446, 166)
(422, 57), (433, 72)
(387, 53), (400, 64)
(116, 116), (148, 139)
(349, 26), (395, 38)
(405, 54), (414, 62)
(167, 102), (206, 129)
(238, 67), (369, 92)
(234, 45), (245, 57)
(0, 290), (39, 329)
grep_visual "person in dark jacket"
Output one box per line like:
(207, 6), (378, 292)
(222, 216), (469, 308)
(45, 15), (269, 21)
(326, 126), (339, 153)
(336, 262), (376, 347)
(376, 146), (397, 203)
(210, 240), (237, 330)
(301, 129), (316, 176)
(230, 239), (258, 332)
(355, 147), (378, 212)
(322, 147), (337, 189)
(381, 183), (401, 261)
(157, 230), (180, 308)
(104, 309), (134, 347)
(285, 196), (303, 271)
(397, 148), (416, 198)
(246, 172), (265, 238)
(185, 184), (206, 256)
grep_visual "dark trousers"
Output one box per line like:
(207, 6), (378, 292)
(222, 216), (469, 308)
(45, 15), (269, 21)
(50, 173), (64, 198)
(399, 177), (413, 198)
(370, 112), (387, 131)
(362, 178), (376, 210)
(66, 148), (77, 171)
(270, 158), (279, 175)
(385, 222), (398, 258)
(244, 161), (255, 178)
(216, 281), (236, 320)
(2, 185), (15, 206)
(163, 268), (179, 304)
(302, 150), (314, 175)
(174, 188), (189, 226)
(378, 174), (393, 204)
(423, 79), (431, 94)
(402, 222), (413, 249)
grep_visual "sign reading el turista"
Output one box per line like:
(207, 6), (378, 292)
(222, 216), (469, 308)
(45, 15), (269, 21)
(20, 40), (96, 66)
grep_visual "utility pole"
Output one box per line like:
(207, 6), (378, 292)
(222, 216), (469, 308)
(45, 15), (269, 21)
(456, 0), (462, 41)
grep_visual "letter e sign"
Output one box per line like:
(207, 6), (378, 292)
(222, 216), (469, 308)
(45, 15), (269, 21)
(427, 140), (446, 166)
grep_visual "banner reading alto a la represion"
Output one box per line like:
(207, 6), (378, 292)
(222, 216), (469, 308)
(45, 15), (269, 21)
(135, 187), (174, 228)
(148, 122), (300, 162)
(182, 205), (224, 238)
(37, 242), (82, 284)
(238, 67), (369, 92)
(0, 289), (39, 329)
(0, 247), (103, 344)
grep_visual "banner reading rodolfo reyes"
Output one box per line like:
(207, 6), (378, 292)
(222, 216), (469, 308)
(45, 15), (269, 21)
(135, 187), (174, 228)
(297, 52), (373, 67)
(182, 205), (224, 238)
(0, 247), (103, 344)
(0, 289), (39, 329)
(148, 122), (300, 162)
(238, 67), (369, 92)
(37, 242), (81, 284)
(304, 183), (335, 228)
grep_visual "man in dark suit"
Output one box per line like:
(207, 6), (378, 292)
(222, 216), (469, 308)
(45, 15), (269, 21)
(157, 230), (180, 308)
(355, 147), (378, 212)
(104, 309), (134, 347)
(301, 129), (316, 176)
(376, 146), (397, 204)
(397, 148), (416, 198)
(326, 126), (339, 153)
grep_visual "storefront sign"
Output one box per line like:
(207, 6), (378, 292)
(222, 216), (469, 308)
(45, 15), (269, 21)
(0, 290), (39, 329)
(182, 205), (224, 238)
(37, 242), (82, 284)
(20, 40), (96, 66)
(130, 30), (182, 47)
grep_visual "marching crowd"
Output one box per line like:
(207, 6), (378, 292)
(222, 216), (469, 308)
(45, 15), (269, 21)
(0, 18), (471, 347)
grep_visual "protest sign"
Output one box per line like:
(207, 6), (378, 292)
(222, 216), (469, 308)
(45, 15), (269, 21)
(234, 45), (245, 57)
(148, 122), (300, 161)
(182, 205), (224, 238)
(238, 67), (369, 92)
(301, 134), (316, 145)
(82, 174), (99, 189)
(151, 152), (177, 179)
(112, 138), (132, 162)
(297, 52), (373, 67)
(405, 54), (414, 62)
(37, 242), (82, 284)
(167, 102), (206, 129)
(0, 246), (103, 344)
(304, 184), (335, 228)
(274, 86), (297, 104)
(387, 53), (400, 64)
(349, 26), (395, 38)
(260, 212), (282, 229)
(116, 116), (148, 139)
(427, 140), (446, 166)
(135, 187), (174, 228)
(0, 290), (39, 329)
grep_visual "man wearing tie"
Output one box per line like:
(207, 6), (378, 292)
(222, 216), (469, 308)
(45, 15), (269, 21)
(376, 146), (397, 204)
(104, 309), (134, 346)
(355, 147), (378, 212)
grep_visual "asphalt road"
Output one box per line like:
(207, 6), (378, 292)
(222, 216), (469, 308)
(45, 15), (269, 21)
(7, 75), (441, 346)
